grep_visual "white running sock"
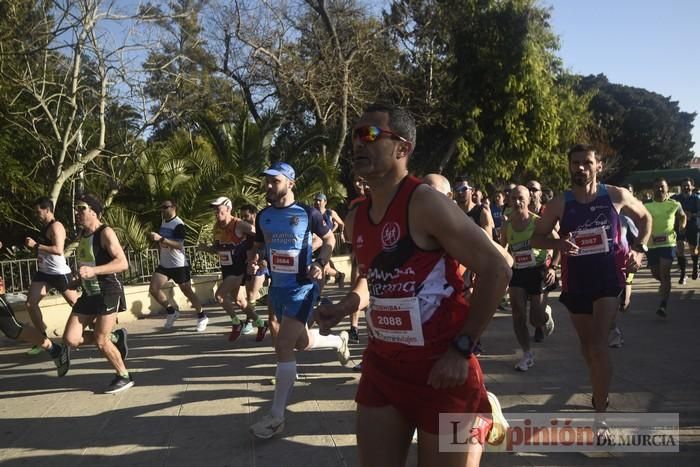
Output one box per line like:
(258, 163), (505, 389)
(307, 328), (342, 350)
(270, 361), (296, 419)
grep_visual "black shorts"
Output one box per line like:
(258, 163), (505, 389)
(155, 265), (191, 284)
(646, 247), (675, 267)
(559, 288), (623, 314)
(32, 271), (72, 293)
(509, 266), (546, 296)
(72, 293), (125, 316)
(685, 226), (700, 246)
(221, 263), (246, 278)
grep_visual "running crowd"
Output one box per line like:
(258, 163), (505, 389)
(1, 103), (699, 466)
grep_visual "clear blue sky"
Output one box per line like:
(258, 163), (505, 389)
(545, 0), (699, 156)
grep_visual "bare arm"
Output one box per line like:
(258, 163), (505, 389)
(331, 209), (344, 232)
(308, 227), (336, 280)
(480, 207), (494, 240)
(676, 203), (687, 231)
(237, 220), (255, 236)
(94, 227), (128, 275)
(614, 186), (652, 247)
(531, 195), (565, 250)
(412, 186), (511, 341)
(499, 220), (510, 249)
(160, 238), (184, 250)
(43, 222), (68, 255)
(315, 229), (336, 266)
(316, 208), (371, 332)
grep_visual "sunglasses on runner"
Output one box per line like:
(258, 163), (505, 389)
(74, 204), (89, 212)
(352, 126), (410, 144)
(160, 204), (174, 210)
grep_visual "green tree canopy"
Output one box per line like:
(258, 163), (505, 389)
(575, 74), (696, 184)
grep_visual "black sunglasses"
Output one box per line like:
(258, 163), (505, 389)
(160, 205), (174, 209)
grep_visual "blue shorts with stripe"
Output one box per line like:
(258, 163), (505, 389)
(269, 283), (319, 324)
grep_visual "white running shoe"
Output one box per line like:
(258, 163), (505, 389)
(514, 352), (534, 372)
(250, 413), (285, 439)
(195, 315), (209, 332)
(543, 305), (554, 336)
(164, 311), (179, 329)
(608, 327), (624, 348)
(241, 321), (256, 335)
(337, 331), (350, 365)
(486, 391), (509, 445)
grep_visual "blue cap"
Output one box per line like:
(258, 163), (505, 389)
(314, 193), (327, 201)
(263, 162), (295, 181)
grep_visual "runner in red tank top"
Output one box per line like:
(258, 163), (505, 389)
(316, 104), (513, 467)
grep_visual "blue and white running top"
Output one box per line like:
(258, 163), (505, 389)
(159, 216), (188, 268)
(255, 203), (329, 288)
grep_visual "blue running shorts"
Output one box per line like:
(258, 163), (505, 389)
(269, 283), (319, 324)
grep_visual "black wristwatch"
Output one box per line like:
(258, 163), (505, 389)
(452, 334), (477, 359)
(631, 243), (648, 254)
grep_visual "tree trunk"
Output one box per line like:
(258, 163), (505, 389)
(438, 136), (460, 174)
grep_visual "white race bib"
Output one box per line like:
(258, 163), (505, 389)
(270, 249), (300, 274)
(218, 251), (233, 266)
(513, 249), (536, 269)
(367, 296), (424, 346)
(572, 226), (609, 256)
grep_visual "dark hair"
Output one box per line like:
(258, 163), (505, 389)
(653, 177), (668, 186)
(162, 198), (177, 208)
(78, 193), (104, 215)
(681, 177), (695, 186)
(33, 196), (54, 212)
(363, 103), (416, 148)
(240, 204), (257, 215)
(567, 144), (600, 161)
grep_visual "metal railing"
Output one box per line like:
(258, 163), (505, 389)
(0, 233), (350, 295)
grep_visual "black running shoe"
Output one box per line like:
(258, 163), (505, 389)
(692, 268), (699, 280)
(656, 306), (667, 318)
(679, 274), (687, 285)
(105, 374), (134, 394)
(533, 327), (544, 343)
(114, 328), (128, 360)
(349, 326), (360, 344)
(591, 396), (610, 410)
(53, 344), (70, 377)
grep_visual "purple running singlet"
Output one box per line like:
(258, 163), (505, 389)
(559, 184), (628, 298)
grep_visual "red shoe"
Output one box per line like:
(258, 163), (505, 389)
(228, 323), (243, 342)
(255, 321), (269, 342)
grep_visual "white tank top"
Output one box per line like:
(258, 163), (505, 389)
(37, 220), (72, 275)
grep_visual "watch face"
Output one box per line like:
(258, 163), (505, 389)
(457, 335), (471, 350)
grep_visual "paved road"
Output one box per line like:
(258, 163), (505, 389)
(1, 270), (699, 466)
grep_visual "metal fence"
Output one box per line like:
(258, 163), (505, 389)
(0, 232), (350, 295)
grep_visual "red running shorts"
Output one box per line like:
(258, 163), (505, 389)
(356, 348), (492, 440)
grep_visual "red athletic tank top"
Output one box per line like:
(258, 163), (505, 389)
(353, 175), (468, 361)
